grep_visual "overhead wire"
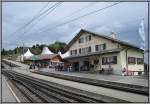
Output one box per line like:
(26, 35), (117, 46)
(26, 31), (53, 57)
(11, 2), (50, 36)
(37, 2), (96, 31)
(35, 2), (120, 35)
(21, 2), (62, 35)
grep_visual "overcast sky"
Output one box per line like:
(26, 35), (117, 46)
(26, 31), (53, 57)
(2, 2), (148, 62)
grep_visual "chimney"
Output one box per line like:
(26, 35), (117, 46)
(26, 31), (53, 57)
(109, 32), (117, 39)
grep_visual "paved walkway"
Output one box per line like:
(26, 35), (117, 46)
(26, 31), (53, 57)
(40, 68), (148, 87)
(2, 75), (17, 102)
(10, 68), (148, 102)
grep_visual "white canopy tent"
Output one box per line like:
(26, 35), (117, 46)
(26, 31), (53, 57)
(41, 46), (53, 55)
(23, 49), (34, 59)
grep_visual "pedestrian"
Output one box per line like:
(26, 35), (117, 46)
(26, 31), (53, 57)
(33, 64), (35, 69)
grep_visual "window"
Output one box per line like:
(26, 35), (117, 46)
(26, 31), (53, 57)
(102, 56), (117, 65)
(112, 56), (117, 64)
(102, 57), (108, 65)
(137, 58), (143, 64)
(79, 46), (91, 54)
(79, 37), (84, 43)
(85, 46), (91, 53)
(95, 43), (106, 51)
(70, 50), (77, 55)
(85, 35), (91, 42)
(128, 57), (136, 64)
(94, 60), (99, 64)
(81, 48), (85, 54)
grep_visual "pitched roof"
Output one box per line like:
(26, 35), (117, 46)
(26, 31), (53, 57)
(23, 49), (34, 57)
(65, 29), (143, 51)
(37, 54), (61, 60)
(41, 46), (54, 55)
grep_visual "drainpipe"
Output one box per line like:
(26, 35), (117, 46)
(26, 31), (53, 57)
(99, 55), (101, 71)
(125, 48), (130, 75)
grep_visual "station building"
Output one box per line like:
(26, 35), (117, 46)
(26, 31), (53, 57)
(63, 29), (144, 75)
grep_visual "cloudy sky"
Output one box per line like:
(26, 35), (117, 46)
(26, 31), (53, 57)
(2, 2), (148, 58)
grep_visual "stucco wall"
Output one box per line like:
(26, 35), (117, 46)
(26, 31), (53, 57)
(120, 49), (127, 69)
(127, 48), (144, 72)
(69, 33), (121, 54)
(101, 53), (122, 75)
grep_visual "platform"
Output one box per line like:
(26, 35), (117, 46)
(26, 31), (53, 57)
(35, 68), (149, 87)
(2, 75), (17, 102)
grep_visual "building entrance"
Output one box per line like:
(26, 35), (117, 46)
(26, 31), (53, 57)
(83, 61), (90, 71)
(73, 62), (79, 71)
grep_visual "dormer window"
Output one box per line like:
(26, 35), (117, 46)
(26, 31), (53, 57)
(79, 37), (84, 43)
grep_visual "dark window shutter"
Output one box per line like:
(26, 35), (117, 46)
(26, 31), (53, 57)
(89, 36), (91, 40)
(70, 51), (72, 55)
(95, 45), (98, 51)
(102, 57), (104, 65)
(106, 57), (108, 64)
(113, 56), (117, 64)
(103, 43), (106, 50)
(79, 49), (81, 54)
(75, 50), (77, 54)
(89, 47), (91, 52)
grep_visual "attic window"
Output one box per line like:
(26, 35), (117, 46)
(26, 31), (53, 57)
(79, 37), (84, 43)
(85, 35), (91, 42)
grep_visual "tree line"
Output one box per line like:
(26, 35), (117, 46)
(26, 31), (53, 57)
(2, 41), (67, 55)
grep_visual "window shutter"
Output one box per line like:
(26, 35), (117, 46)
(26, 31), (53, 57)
(75, 50), (77, 54)
(79, 39), (80, 43)
(79, 49), (81, 54)
(103, 43), (106, 50)
(95, 45), (98, 51)
(89, 47), (91, 52)
(70, 51), (72, 55)
(113, 56), (117, 64)
(102, 57), (104, 65)
(89, 36), (91, 41)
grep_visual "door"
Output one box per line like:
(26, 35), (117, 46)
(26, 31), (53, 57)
(73, 62), (79, 71)
(83, 61), (90, 71)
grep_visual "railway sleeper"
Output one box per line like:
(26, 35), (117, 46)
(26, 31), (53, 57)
(15, 76), (104, 103)
(11, 80), (39, 102)
(5, 71), (130, 103)
(13, 79), (59, 103)
(26, 82), (78, 103)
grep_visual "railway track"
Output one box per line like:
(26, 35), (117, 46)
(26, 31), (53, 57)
(3, 70), (129, 103)
(2, 61), (148, 103)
